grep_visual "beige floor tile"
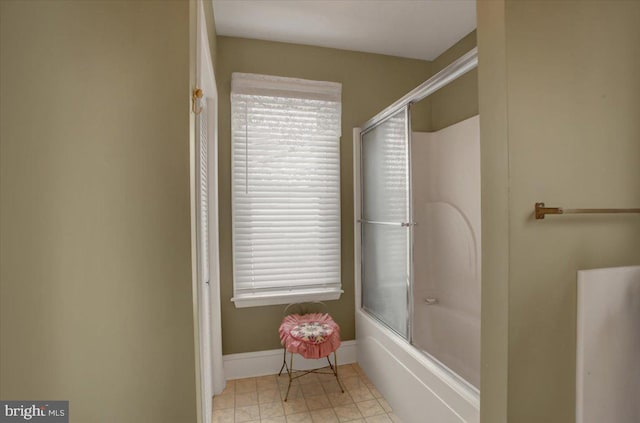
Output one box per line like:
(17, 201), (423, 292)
(259, 389), (282, 404)
(236, 405), (260, 423)
(322, 381), (344, 394)
(236, 391), (259, 407)
(310, 408), (339, 423)
(337, 365), (357, 378)
(220, 366), (400, 423)
(376, 399), (392, 413)
(291, 372), (313, 383)
(304, 394), (332, 411)
(368, 387), (383, 399)
(355, 400), (385, 418)
(258, 381), (279, 392)
(213, 393), (235, 410)
(359, 374), (373, 386)
(260, 401), (285, 418)
(334, 403), (363, 422)
(281, 385), (304, 401)
(348, 387), (374, 403)
(387, 413), (403, 423)
(285, 412), (313, 423)
(342, 376), (365, 391)
(212, 408), (234, 423)
(236, 378), (258, 393)
(221, 380), (235, 395)
(317, 372), (338, 383)
(297, 373), (320, 385)
(301, 382), (324, 397)
(283, 398), (309, 415)
(257, 375), (278, 387)
(364, 415), (392, 423)
(327, 392), (353, 407)
(277, 374), (296, 386)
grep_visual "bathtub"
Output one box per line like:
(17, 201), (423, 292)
(356, 308), (479, 422)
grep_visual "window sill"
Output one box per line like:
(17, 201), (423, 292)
(231, 289), (343, 308)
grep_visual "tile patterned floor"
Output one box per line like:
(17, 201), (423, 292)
(213, 363), (403, 423)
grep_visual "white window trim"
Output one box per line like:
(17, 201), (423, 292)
(231, 288), (344, 308)
(230, 73), (342, 308)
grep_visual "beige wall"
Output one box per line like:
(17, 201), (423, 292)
(477, 2), (510, 421)
(430, 31), (478, 131)
(0, 2), (197, 422)
(478, 1), (640, 422)
(216, 36), (432, 354)
(203, 0), (218, 72)
(410, 31), (477, 132)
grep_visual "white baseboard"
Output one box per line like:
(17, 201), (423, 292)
(223, 340), (357, 380)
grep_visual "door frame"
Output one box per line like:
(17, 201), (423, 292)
(194, 1), (223, 423)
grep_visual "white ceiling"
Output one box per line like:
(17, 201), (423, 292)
(212, 0), (477, 61)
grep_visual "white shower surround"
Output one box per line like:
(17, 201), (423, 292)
(353, 117), (481, 422)
(412, 116), (481, 389)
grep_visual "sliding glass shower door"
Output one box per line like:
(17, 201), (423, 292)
(360, 107), (412, 339)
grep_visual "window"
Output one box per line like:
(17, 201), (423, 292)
(231, 73), (342, 308)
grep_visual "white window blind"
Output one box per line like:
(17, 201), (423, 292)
(231, 73), (342, 307)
